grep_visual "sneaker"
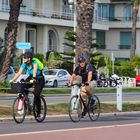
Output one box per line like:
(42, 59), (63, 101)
(78, 111), (86, 118)
(36, 114), (43, 120)
(78, 108), (87, 118)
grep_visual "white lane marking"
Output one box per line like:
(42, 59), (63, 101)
(1, 123), (140, 137)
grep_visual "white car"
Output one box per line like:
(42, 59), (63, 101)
(43, 69), (71, 87)
(6, 66), (29, 82)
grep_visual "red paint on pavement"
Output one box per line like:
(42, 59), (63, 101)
(1, 123), (140, 140)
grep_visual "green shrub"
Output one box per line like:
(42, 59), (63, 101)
(0, 82), (9, 88)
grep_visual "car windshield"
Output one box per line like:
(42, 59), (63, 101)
(44, 70), (57, 75)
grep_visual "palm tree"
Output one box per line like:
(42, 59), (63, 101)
(0, 0), (23, 82)
(76, 0), (95, 63)
(130, 0), (140, 60)
(63, 29), (100, 59)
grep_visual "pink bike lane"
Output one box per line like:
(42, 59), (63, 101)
(0, 123), (140, 140)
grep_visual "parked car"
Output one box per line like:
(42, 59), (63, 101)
(43, 69), (71, 87)
(5, 66), (29, 82)
(136, 75), (140, 86)
(5, 66), (15, 83)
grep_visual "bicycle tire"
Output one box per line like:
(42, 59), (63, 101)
(12, 96), (26, 123)
(33, 95), (47, 123)
(88, 95), (100, 121)
(110, 80), (117, 87)
(68, 95), (82, 122)
(103, 81), (109, 87)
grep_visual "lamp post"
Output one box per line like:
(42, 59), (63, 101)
(111, 52), (115, 75)
(68, 0), (76, 70)
(68, 0), (76, 32)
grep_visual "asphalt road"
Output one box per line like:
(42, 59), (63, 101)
(0, 92), (140, 105)
(0, 112), (140, 138)
(1, 91), (140, 139)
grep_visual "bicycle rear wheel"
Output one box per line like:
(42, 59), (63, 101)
(33, 95), (47, 122)
(88, 95), (100, 121)
(68, 95), (82, 122)
(12, 96), (26, 123)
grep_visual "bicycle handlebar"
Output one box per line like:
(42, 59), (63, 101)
(11, 81), (33, 85)
(67, 82), (89, 87)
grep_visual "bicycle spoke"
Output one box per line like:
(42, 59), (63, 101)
(12, 97), (26, 123)
(33, 96), (47, 123)
(88, 95), (100, 121)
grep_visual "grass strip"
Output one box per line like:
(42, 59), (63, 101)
(1, 87), (140, 95)
(1, 102), (140, 117)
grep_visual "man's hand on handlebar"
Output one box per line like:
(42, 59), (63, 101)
(67, 82), (72, 87)
(9, 80), (14, 84)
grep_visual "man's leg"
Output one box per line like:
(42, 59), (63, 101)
(81, 86), (88, 117)
(85, 81), (95, 105)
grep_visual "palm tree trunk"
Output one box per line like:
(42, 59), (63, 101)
(76, 0), (94, 63)
(130, 3), (139, 60)
(0, 0), (23, 82)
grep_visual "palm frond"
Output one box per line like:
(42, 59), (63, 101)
(60, 52), (75, 57)
(63, 43), (75, 48)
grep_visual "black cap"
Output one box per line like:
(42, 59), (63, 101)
(23, 51), (34, 59)
(77, 54), (86, 62)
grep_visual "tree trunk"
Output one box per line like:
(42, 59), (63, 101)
(0, 0), (23, 82)
(130, 4), (139, 60)
(76, 0), (94, 64)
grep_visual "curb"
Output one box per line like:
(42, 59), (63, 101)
(1, 111), (140, 122)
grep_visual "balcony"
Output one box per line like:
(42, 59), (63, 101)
(110, 0), (131, 3)
(0, 4), (74, 20)
(111, 0), (130, 2)
(0, 4), (108, 30)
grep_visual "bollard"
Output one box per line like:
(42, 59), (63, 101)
(116, 82), (122, 111)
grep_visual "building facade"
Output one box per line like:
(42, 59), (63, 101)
(0, 0), (140, 61)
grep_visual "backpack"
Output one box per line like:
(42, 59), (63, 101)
(78, 63), (97, 80)
(32, 57), (44, 70)
(86, 63), (97, 80)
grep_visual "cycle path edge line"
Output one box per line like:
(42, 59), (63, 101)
(1, 111), (140, 121)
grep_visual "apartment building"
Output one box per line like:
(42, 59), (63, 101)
(96, 0), (140, 60)
(0, 0), (139, 61)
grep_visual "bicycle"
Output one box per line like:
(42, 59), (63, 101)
(11, 81), (47, 123)
(68, 83), (100, 122)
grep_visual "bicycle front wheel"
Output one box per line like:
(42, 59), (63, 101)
(33, 95), (47, 123)
(12, 97), (26, 123)
(68, 95), (82, 122)
(88, 95), (100, 121)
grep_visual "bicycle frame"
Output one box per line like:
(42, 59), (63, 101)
(12, 82), (47, 123)
(79, 90), (91, 114)
(71, 84), (90, 113)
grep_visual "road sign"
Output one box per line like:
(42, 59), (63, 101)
(16, 42), (31, 50)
